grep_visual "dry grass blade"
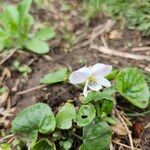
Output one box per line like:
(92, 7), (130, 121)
(90, 19), (115, 44)
(112, 140), (141, 150)
(73, 20), (115, 50)
(17, 84), (46, 95)
(111, 119), (127, 136)
(0, 134), (15, 143)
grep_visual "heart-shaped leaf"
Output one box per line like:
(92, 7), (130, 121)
(56, 103), (75, 129)
(84, 91), (115, 104)
(12, 103), (56, 135)
(75, 104), (96, 127)
(80, 121), (112, 150)
(115, 67), (149, 108)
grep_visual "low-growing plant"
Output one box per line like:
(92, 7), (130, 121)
(13, 60), (32, 76)
(103, 0), (150, 36)
(82, 0), (150, 35)
(0, 0), (55, 54)
(11, 64), (149, 149)
(81, 0), (105, 20)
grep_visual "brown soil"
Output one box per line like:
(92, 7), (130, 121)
(0, 0), (150, 149)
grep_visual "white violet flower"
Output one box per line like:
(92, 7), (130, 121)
(69, 63), (112, 97)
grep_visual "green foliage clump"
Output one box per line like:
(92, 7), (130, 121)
(0, 0), (55, 54)
(13, 60), (32, 76)
(11, 67), (149, 149)
(103, 0), (150, 36)
(82, 0), (150, 35)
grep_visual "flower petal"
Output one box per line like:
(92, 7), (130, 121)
(69, 67), (91, 84)
(88, 81), (102, 91)
(96, 76), (111, 87)
(91, 63), (112, 77)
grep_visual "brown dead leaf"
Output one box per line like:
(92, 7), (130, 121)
(0, 68), (11, 86)
(2, 68), (11, 78)
(0, 91), (9, 107)
(112, 119), (128, 136)
(132, 122), (144, 138)
(0, 106), (16, 129)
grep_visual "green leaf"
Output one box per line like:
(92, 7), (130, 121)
(12, 103), (56, 135)
(40, 68), (68, 85)
(0, 29), (8, 40)
(29, 130), (38, 146)
(56, 103), (75, 129)
(115, 67), (150, 108)
(84, 91), (115, 104)
(75, 104), (96, 127)
(18, 65), (32, 74)
(32, 139), (56, 150)
(105, 117), (117, 125)
(25, 39), (49, 54)
(2, 5), (19, 25)
(106, 69), (118, 80)
(20, 14), (34, 38)
(80, 121), (112, 150)
(101, 100), (114, 114)
(35, 27), (55, 41)
(18, 0), (32, 17)
(0, 143), (11, 150)
(103, 86), (116, 95)
(59, 139), (73, 150)
(1, 5), (19, 32)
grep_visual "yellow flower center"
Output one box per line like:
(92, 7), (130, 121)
(87, 76), (96, 83)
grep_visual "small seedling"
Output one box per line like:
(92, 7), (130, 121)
(13, 60), (32, 76)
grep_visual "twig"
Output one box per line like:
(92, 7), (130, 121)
(101, 36), (109, 48)
(0, 134), (15, 143)
(17, 84), (46, 95)
(112, 140), (141, 150)
(73, 20), (114, 50)
(132, 47), (150, 52)
(91, 45), (150, 61)
(71, 132), (82, 140)
(90, 19), (115, 45)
